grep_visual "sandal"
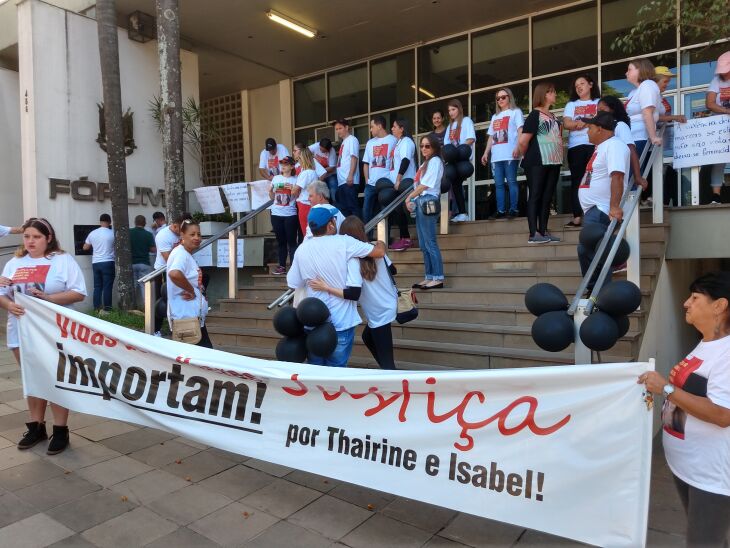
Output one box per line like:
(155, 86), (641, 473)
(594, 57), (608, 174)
(564, 220), (582, 227)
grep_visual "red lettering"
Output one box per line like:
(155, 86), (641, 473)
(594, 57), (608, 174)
(282, 374), (308, 396)
(77, 325), (90, 343)
(56, 314), (69, 338)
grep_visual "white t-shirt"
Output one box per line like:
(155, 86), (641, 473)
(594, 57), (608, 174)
(488, 108), (525, 162)
(336, 135), (360, 186)
(363, 134), (397, 185)
(444, 116), (476, 146)
(166, 245), (208, 324)
(154, 226), (180, 269)
(578, 137), (630, 215)
(295, 161), (325, 178)
(662, 336), (730, 496)
(416, 157), (444, 198)
(296, 169), (319, 205)
(564, 99), (599, 148)
(308, 143), (337, 170)
(304, 204), (346, 240)
(286, 234), (373, 331)
(348, 256), (397, 328)
(270, 175), (297, 217)
(153, 223), (167, 237)
(708, 76), (730, 109)
(0, 253), (87, 348)
(0, 225), (10, 238)
(258, 144), (290, 177)
(614, 121), (634, 147)
(389, 137), (417, 183)
(84, 227), (115, 264)
(626, 80), (661, 142)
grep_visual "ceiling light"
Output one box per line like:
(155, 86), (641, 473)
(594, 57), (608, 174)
(266, 10), (317, 38)
(412, 85), (435, 99)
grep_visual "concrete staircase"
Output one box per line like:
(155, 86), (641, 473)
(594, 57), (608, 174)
(206, 213), (668, 370)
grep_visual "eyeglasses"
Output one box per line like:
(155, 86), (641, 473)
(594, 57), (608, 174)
(496, 95), (509, 101)
(181, 219), (195, 226)
(420, 144), (432, 149)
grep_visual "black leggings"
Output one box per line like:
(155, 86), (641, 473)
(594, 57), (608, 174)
(197, 326), (213, 349)
(567, 145), (594, 219)
(673, 474), (730, 547)
(452, 179), (466, 215)
(271, 215), (298, 267)
(362, 324), (396, 370)
(526, 164), (561, 237)
(389, 205), (411, 242)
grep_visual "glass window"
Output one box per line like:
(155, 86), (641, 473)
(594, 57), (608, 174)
(416, 95), (468, 134)
(532, 3), (597, 76)
(370, 51), (415, 112)
(681, 43), (728, 88)
(474, 130), (492, 182)
(601, 0), (676, 62)
(601, 53), (676, 97)
(381, 107), (416, 137)
(294, 127), (315, 146)
(471, 83), (530, 124)
(472, 21), (529, 89)
(328, 64), (367, 121)
(418, 36), (468, 98)
(294, 76), (326, 128)
(544, 71), (599, 110)
(683, 90), (712, 119)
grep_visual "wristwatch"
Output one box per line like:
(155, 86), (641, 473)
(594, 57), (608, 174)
(662, 384), (676, 398)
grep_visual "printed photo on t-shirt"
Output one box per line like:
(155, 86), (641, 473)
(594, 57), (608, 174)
(315, 155), (328, 168)
(661, 355), (707, 439)
(371, 144), (388, 169)
(720, 87), (730, 108)
(579, 151), (598, 189)
(492, 117), (510, 145)
(573, 104), (597, 120)
(11, 265), (51, 294)
(449, 126), (461, 143)
(337, 145), (344, 167)
(268, 156), (280, 176)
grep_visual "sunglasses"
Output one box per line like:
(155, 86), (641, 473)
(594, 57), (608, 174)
(420, 144), (432, 149)
(496, 95), (509, 101)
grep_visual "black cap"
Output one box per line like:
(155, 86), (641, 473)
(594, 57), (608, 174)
(279, 156), (295, 166)
(583, 111), (617, 131)
(265, 137), (277, 151)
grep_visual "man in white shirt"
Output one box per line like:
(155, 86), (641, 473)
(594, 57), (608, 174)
(305, 181), (346, 239)
(577, 111), (630, 290)
(333, 119), (361, 218)
(151, 211), (167, 236)
(362, 115), (397, 225)
(309, 138), (339, 209)
(259, 138), (290, 181)
(287, 207), (386, 367)
(83, 213), (116, 312)
(0, 225), (22, 239)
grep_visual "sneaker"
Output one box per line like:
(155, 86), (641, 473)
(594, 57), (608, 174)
(612, 262), (628, 273)
(47, 425), (70, 455)
(508, 210), (518, 218)
(545, 232), (561, 242)
(495, 211), (506, 219)
(17, 421), (47, 450)
(528, 234), (551, 244)
(711, 195), (722, 204)
(99, 309), (110, 317)
(646, 197), (653, 206)
(451, 213), (469, 223)
(153, 331), (162, 338)
(389, 238), (412, 252)
(389, 238), (404, 250)
(272, 266), (286, 275)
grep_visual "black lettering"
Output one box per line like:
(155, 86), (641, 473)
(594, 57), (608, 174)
(182, 376), (209, 413)
(97, 361), (122, 400)
(402, 449), (417, 471)
(146, 371), (167, 404)
(425, 454), (440, 476)
(166, 363), (185, 409)
(489, 461), (505, 492)
(121, 367), (147, 401)
(471, 465), (488, 488)
(507, 473), (523, 496)
(209, 379), (249, 420)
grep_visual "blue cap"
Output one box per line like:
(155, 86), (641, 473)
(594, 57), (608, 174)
(307, 207), (336, 230)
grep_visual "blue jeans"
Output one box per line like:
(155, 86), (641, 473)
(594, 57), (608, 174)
(415, 196), (444, 281)
(92, 261), (115, 310)
(336, 183), (361, 219)
(308, 326), (355, 367)
(363, 184), (379, 225)
(492, 160), (519, 213)
(577, 207), (612, 290)
(325, 174), (339, 208)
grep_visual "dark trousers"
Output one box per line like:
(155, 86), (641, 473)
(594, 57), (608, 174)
(577, 207), (612, 291)
(154, 277), (164, 333)
(92, 261), (115, 310)
(673, 474), (730, 547)
(362, 324), (396, 370)
(271, 215), (298, 267)
(568, 145), (595, 219)
(525, 164), (561, 237)
(389, 205), (411, 242)
(336, 183), (361, 219)
(197, 326), (213, 349)
(452, 180), (466, 215)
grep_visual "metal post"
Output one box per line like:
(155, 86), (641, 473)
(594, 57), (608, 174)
(574, 299), (591, 365)
(228, 230), (237, 299)
(690, 166), (700, 205)
(652, 142), (664, 223)
(440, 193), (449, 235)
(625, 192), (641, 298)
(376, 217), (387, 245)
(144, 280), (156, 335)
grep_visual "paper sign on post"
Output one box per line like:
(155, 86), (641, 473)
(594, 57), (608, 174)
(222, 183), (251, 213)
(193, 186), (226, 214)
(250, 180), (272, 210)
(216, 238), (244, 268)
(193, 245), (213, 267)
(673, 115), (730, 169)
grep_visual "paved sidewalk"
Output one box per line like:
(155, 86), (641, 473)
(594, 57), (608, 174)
(0, 334), (687, 547)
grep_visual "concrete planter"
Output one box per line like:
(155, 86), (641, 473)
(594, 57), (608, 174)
(198, 221), (229, 236)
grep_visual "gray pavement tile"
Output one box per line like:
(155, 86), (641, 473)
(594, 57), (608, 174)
(189, 501), (279, 546)
(75, 455), (153, 487)
(0, 491), (38, 528)
(0, 459), (66, 491)
(0, 512), (75, 548)
(6, 399), (29, 411)
(244, 520), (333, 548)
(48, 534), (98, 547)
(172, 436), (208, 450)
(127, 439), (202, 467)
(14, 473), (101, 511)
(206, 446), (249, 463)
(341, 513), (434, 548)
(424, 536), (471, 548)
(147, 484), (233, 525)
(243, 458), (294, 477)
(109, 469), (190, 505)
(73, 421), (139, 442)
(647, 529), (686, 548)
(97, 427), (176, 454)
(240, 478), (322, 519)
(37, 443), (120, 471)
(0, 403), (20, 416)
(0, 411), (32, 433)
(81, 506), (178, 548)
(0, 380), (21, 392)
(514, 529), (587, 546)
(284, 469), (339, 493)
(439, 514), (524, 547)
(66, 413), (111, 430)
(0, 445), (40, 471)
(145, 526), (219, 548)
(0, 388), (24, 403)
(382, 497), (458, 534)
(45, 489), (137, 532)
(0, 435), (14, 449)
(162, 448), (238, 482)
(327, 481), (396, 511)
(287, 494), (373, 540)
(198, 464), (277, 500)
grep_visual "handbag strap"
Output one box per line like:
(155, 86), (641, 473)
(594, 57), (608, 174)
(384, 257), (401, 296)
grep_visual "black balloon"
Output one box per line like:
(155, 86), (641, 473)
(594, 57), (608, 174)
(442, 144), (458, 164)
(276, 336), (307, 363)
(378, 187), (397, 207)
(455, 160), (474, 180)
(605, 236), (630, 266)
(443, 163), (458, 185)
(375, 177), (394, 192)
(306, 322), (338, 358)
(531, 311), (574, 352)
(273, 306), (304, 337)
(296, 297), (330, 327)
(457, 144), (472, 161)
(613, 314), (630, 338)
(440, 178), (452, 194)
(159, 283), (168, 300)
(579, 223), (608, 249)
(596, 281), (642, 316)
(154, 298), (167, 320)
(524, 283), (569, 316)
(579, 311), (619, 351)
(397, 178), (414, 193)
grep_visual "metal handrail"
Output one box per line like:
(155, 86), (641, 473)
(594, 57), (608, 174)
(267, 186), (414, 309)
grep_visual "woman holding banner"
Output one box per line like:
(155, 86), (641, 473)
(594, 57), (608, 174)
(639, 271), (730, 547)
(0, 218), (86, 455)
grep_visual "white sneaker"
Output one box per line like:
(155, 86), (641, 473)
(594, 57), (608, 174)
(451, 213), (469, 223)
(153, 331), (162, 337)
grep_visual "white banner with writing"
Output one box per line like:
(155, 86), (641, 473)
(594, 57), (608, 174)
(673, 114), (730, 168)
(193, 186), (226, 214)
(221, 183), (251, 213)
(16, 293), (653, 547)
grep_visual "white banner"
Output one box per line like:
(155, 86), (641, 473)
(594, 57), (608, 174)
(249, 180), (271, 210)
(215, 239), (244, 268)
(673, 115), (730, 168)
(193, 245), (213, 267)
(16, 293), (653, 547)
(193, 186), (226, 214)
(221, 183), (251, 213)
